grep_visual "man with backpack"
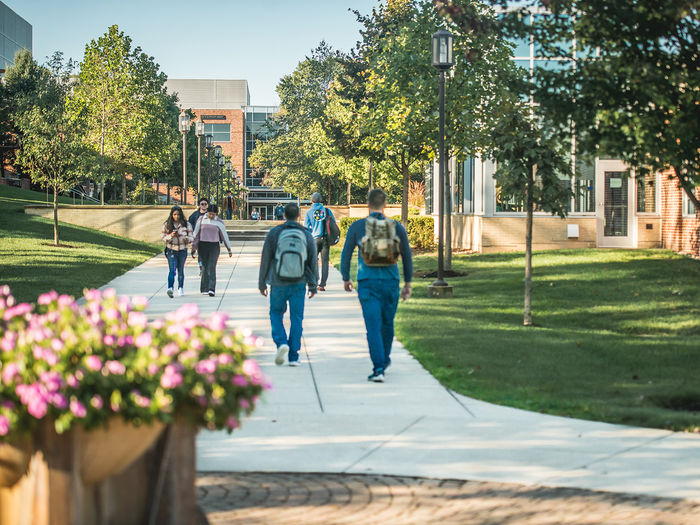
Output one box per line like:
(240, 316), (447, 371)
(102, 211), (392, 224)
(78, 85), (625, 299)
(304, 192), (337, 291)
(259, 202), (318, 366)
(340, 188), (412, 383)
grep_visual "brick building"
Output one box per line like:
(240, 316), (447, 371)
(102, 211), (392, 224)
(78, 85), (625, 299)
(660, 170), (700, 258)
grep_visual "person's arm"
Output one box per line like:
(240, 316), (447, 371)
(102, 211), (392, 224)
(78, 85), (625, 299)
(258, 230), (275, 293)
(304, 210), (312, 230)
(184, 223), (194, 246)
(304, 230), (318, 296)
(161, 223), (172, 243)
(340, 223), (357, 290)
(191, 219), (201, 254)
(217, 221), (232, 255)
(396, 222), (413, 300)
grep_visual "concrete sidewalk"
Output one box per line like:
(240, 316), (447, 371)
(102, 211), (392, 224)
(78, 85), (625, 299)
(103, 240), (700, 502)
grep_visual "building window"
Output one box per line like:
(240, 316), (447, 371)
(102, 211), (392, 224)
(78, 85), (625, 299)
(636, 173), (657, 213)
(683, 188), (698, 216)
(425, 163), (434, 215)
(574, 158), (595, 212)
(204, 123), (230, 143)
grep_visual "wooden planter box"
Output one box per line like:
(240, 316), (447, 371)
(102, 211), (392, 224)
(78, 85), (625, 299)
(0, 418), (199, 525)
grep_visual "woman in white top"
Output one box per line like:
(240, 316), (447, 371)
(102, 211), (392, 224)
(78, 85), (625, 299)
(191, 204), (232, 297)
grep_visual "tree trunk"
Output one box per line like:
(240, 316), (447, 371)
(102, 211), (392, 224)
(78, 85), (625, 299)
(401, 154), (409, 227)
(675, 167), (700, 210)
(156, 180), (160, 204)
(122, 175), (127, 204)
(327, 178), (331, 205)
(524, 165), (535, 326)
(53, 184), (59, 246)
(368, 159), (373, 190)
(347, 181), (351, 206)
(167, 183), (171, 205)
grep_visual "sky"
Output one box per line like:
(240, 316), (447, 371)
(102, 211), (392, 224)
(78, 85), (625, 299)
(5, 0), (381, 106)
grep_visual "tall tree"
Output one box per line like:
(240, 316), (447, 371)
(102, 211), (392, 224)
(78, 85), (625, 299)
(68, 25), (178, 203)
(492, 0), (700, 208)
(354, 0), (515, 226)
(5, 51), (90, 245)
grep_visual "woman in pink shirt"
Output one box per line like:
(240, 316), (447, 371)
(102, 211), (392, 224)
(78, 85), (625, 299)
(191, 204), (232, 297)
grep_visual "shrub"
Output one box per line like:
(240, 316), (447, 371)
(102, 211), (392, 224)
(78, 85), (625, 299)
(0, 286), (267, 440)
(339, 215), (434, 249)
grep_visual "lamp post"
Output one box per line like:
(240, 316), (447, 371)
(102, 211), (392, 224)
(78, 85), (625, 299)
(427, 29), (454, 298)
(214, 145), (223, 209)
(205, 134), (213, 201)
(178, 112), (191, 205)
(195, 121), (205, 199)
(225, 160), (232, 219)
(232, 170), (239, 219)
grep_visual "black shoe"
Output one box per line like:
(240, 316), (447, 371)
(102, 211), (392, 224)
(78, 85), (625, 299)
(367, 371), (384, 383)
(208, 290), (215, 297)
(318, 285), (326, 291)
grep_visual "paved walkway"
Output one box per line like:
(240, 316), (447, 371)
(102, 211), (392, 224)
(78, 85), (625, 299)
(102, 240), (700, 520)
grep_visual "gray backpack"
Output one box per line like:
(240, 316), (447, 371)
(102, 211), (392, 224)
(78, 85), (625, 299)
(275, 227), (308, 281)
(360, 216), (401, 267)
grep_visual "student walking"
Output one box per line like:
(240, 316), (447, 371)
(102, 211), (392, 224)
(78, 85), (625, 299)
(258, 202), (318, 366)
(340, 188), (412, 382)
(162, 206), (194, 298)
(223, 190), (235, 220)
(189, 197), (209, 275)
(191, 204), (232, 297)
(304, 192), (335, 291)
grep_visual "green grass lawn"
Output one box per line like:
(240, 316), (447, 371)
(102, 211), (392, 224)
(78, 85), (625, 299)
(332, 244), (700, 431)
(0, 185), (161, 303)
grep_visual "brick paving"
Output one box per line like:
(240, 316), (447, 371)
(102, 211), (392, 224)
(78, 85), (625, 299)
(197, 472), (700, 524)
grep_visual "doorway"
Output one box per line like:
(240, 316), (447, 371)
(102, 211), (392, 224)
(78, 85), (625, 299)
(596, 160), (635, 247)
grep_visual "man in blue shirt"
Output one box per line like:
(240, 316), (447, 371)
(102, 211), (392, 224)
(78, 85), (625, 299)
(304, 192), (335, 291)
(340, 188), (412, 382)
(259, 203), (318, 366)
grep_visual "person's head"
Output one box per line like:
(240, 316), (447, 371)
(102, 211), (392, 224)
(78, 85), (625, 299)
(310, 192), (322, 204)
(207, 204), (218, 220)
(284, 202), (300, 221)
(226, 190), (231, 195)
(166, 205), (185, 230)
(198, 197), (209, 213)
(367, 188), (387, 212)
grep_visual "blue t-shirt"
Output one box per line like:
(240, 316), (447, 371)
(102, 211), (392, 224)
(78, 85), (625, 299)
(304, 203), (335, 239)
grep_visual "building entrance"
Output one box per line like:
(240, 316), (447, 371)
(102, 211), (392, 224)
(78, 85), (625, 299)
(596, 160), (635, 247)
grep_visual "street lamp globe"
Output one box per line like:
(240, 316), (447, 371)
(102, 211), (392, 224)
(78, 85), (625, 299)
(195, 121), (205, 137)
(225, 160), (232, 172)
(178, 112), (191, 133)
(214, 145), (222, 159)
(217, 155), (225, 167)
(205, 134), (213, 149)
(431, 29), (454, 70)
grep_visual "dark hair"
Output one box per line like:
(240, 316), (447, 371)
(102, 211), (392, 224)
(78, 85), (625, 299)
(198, 197), (209, 206)
(367, 188), (386, 209)
(207, 204), (218, 214)
(284, 202), (300, 221)
(165, 205), (186, 232)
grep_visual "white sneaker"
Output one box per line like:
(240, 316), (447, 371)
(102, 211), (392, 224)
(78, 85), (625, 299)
(288, 360), (301, 367)
(208, 290), (215, 297)
(166, 288), (173, 298)
(275, 344), (289, 366)
(177, 288), (184, 297)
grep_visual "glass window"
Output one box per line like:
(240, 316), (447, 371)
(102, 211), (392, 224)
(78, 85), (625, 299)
(636, 173), (656, 213)
(425, 163), (433, 215)
(204, 123), (230, 143)
(534, 59), (571, 72)
(685, 190), (698, 216)
(574, 158), (595, 212)
(533, 14), (573, 58)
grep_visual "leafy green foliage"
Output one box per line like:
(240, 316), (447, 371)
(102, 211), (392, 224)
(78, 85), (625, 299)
(339, 215), (434, 248)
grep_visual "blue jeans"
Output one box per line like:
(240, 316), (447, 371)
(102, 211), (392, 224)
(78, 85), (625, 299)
(166, 248), (188, 289)
(358, 279), (400, 373)
(269, 283), (306, 362)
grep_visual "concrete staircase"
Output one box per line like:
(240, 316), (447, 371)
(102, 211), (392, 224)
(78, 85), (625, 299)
(224, 220), (277, 241)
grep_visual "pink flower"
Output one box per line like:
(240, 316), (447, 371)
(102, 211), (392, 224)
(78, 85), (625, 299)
(226, 416), (239, 430)
(195, 359), (217, 375)
(85, 355), (102, 371)
(132, 392), (151, 408)
(104, 360), (126, 375)
(189, 338), (204, 351)
(242, 359), (261, 377)
(3, 303), (32, 321)
(1, 333), (16, 352)
(70, 399), (87, 418)
(232, 375), (247, 387)
(50, 393), (68, 409)
(66, 374), (79, 388)
(103, 334), (116, 346)
(208, 312), (229, 331)
(1, 362), (20, 384)
(27, 398), (47, 419)
(132, 296), (148, 309)
(37, 290), (59, 305)
(178, 350), (197, 362)
(239, 399), (250, 409)
(152, 319), (166, 330)
(50, 338), (64, 351)
(103, 288), (116, 299)
(90, 395), (103, 409)
(218, 353), (234, 365)
(221, 335), (234, 348)
(160, 365), (183, 389)
(104, 308), (120, 321)
(83, 289), (102, 302)
(129, 312), (148, 329)
(57, 294), (74, 308)
(162, 342), (179, 356)
(0, 415), (9, 436)
(147, 363), (159, 375)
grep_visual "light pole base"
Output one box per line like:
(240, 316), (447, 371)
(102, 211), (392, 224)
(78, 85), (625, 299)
(427, 284), (454, 298)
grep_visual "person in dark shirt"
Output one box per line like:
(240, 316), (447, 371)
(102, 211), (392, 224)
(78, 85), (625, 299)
(340, 188), (412, 383)
(188, 197), (209, 275)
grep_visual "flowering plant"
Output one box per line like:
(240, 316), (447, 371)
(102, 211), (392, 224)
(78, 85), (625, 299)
(0, 285), (268, 441)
